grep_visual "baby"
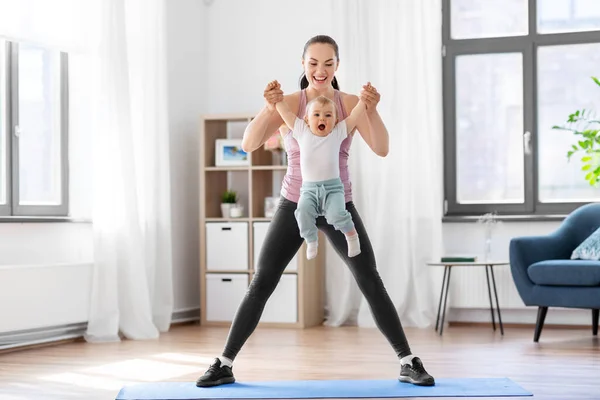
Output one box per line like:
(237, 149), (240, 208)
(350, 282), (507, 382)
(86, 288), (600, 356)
(273, 82), (366, 260)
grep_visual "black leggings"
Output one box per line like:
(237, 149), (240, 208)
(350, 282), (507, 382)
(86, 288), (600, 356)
(221, 197), (412, 360)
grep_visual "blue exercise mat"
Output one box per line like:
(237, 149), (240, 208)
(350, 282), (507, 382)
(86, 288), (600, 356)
(116, 378), (532, 399)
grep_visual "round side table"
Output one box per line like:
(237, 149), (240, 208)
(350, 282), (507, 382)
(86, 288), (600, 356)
(427, 261), (509, 336)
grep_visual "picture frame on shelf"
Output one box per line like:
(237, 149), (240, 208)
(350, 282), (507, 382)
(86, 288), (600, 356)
(215, 139), (248, 167)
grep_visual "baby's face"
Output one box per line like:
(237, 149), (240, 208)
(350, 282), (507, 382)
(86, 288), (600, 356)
(306, 103), (336, 137)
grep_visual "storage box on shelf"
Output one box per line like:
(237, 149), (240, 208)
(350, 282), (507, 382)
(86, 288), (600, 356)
(199, 114), (325, 328)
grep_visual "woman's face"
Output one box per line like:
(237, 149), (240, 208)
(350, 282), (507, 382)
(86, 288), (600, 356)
(302, 43), (339, 89)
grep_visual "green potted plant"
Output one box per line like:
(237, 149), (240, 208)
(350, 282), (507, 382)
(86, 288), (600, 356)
(552, 76), (600, 187)
(221, 190), (237, 218)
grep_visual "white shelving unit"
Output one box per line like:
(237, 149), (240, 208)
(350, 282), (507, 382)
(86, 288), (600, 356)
(199, 113), (325, 328)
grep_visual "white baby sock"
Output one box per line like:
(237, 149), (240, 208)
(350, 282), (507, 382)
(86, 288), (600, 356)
(306, 241), (318, 260)
(346, 233), (361, 257)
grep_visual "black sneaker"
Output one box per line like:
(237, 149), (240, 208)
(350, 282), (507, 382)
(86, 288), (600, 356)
(196, 358), (235, 387)
(398, 357), (435, 386)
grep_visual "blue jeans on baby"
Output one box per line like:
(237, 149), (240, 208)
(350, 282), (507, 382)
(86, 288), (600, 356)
(294, 177), (355, 243)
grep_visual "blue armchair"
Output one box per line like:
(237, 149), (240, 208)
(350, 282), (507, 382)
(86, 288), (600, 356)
(509, 202), (600, 342)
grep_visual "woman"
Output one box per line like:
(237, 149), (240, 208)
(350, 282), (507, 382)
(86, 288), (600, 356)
(196, 35), (435, 387)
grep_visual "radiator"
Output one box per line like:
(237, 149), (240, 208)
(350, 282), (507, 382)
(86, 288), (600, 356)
(0, 262), (201, 350)
(441, 221), (563, 310)
(448, 265), (524, 309)
(0, 263), (94, 335)
(436, 263), (591, 326)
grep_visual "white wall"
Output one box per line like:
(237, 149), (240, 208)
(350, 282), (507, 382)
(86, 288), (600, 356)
(0, 223), (94, 334)
(165, 0), (208, 313)
(205, 0), (334, 113)
(0, 223), (93, 265)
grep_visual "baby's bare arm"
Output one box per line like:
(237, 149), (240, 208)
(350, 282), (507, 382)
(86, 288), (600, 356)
(344, 99), (367, 133)
(275, 97), (297, 131)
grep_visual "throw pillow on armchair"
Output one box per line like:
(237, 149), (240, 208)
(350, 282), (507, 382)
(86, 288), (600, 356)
(572, 227), (600, 260)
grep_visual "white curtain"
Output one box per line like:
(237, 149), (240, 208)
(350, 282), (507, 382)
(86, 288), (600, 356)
(0, 0), (174, 340)
(0, 0), (94, 52)
(85, 0), (174, 341)
(326, 0), (444, 328)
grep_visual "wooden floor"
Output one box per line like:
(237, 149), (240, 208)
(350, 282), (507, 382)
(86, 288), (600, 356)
(0, 323), (598, 399)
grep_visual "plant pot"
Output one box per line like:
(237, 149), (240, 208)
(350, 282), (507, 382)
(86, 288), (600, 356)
(221, 203), (233, 218)
(264, 196), (279, 218)
(230, 205), (244, 218)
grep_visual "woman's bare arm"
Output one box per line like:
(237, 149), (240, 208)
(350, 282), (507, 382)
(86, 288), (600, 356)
(355, 108), (389, 157)
(241, 106), (283, 153)
(242, 81), (299, 153)
(343, 84), (389, 157)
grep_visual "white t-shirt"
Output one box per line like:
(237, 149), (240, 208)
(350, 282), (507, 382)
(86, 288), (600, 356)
(292, 117), (348, 183)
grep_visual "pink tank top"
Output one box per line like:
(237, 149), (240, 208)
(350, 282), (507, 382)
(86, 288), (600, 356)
(280, 89), (353, 203)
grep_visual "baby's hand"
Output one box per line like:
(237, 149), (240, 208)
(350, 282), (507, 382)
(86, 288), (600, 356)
(264, 80), (284, 109)
(360, 82), (380, 111)
(359, 82), (373, 96)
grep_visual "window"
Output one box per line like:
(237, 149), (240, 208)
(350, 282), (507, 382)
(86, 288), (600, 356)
(443, 0), (600, 216)
(0, 40), (68, 217)
(1, 40), (7, 213)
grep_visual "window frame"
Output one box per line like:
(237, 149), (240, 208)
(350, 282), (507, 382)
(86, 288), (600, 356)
(1, 40), (10, 216)
(1, 40), (69, 217)
(442, 0), (600, 217)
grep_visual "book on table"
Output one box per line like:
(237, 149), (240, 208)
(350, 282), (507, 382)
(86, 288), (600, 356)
(440, 255), (477, 262)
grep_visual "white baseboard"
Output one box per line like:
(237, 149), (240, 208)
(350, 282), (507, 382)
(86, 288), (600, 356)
(0, 323), (87, 350)
(0, 307), (201, 351)
(449, 307), (593, 326)
(171, 307), (200, 324)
